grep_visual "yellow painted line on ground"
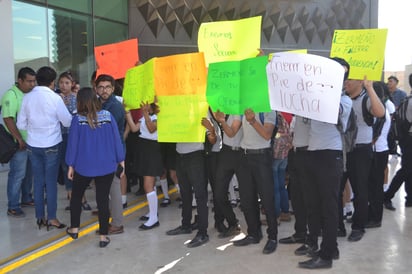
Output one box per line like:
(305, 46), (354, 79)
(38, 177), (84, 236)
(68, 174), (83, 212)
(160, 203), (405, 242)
(0, 189), (176, 274)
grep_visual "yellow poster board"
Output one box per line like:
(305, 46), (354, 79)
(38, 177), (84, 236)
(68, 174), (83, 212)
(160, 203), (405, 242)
(122, 58), (155, 109)
(198, 16), (262, 66)
(157, 94), (208, 142)
(330, 29), (388, 81)
(154, 52), (207, 96)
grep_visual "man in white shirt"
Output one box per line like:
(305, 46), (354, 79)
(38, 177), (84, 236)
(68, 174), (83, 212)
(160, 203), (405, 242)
(17, 66), (72, 228)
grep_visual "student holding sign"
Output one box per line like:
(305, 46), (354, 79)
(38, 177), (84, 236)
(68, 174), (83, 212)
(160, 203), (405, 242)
(233, 109), (278, 255)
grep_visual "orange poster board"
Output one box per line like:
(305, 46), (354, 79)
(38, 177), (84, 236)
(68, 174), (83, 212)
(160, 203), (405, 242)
(154, 52), (207, 96)
(94, 38), (139, 79)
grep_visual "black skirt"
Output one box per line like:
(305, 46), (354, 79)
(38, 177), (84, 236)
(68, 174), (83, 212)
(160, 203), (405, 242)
(136, 138), (164, 176)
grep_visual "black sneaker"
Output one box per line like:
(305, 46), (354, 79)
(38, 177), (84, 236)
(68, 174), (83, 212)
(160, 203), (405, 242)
(7, 208), (25, 218)
(384, 200), (396, 211)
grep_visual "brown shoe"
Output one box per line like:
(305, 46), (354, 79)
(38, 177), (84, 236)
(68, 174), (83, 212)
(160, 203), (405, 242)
(109, 225), (124, 234)
(279, 212), (291, 222)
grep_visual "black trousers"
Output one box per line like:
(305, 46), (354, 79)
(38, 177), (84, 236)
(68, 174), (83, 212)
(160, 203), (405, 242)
(368, 150), (388, 223)
(214, 146), (241, 227)
(176, 150), (208, 235)
(70, 171), (114, 235)
(306, 150), (343, 260)
(237, 149), (277, 240)
(288, 149), (309, 236)
(385, 137), (412, 203)
(347, 144), (373, 231)
(205, 151), (222, 225)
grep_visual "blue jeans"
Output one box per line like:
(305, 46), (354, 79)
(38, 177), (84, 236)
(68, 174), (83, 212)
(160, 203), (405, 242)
(272, 158), (289, 217)
(27, 144), (60, 219)
(7, 149), (33, 210)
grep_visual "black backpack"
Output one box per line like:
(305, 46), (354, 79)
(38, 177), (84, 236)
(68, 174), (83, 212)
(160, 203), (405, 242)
(337, 106), (358, 154)
(392, 95), (412, 141)
(361, 93), (386, 142)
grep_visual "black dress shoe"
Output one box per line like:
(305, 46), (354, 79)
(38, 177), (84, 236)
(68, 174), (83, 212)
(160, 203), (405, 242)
(294, 243), (318, 256)
(279, 234), (306, 244)
(218, 224), (241, 238)
(99, 237), (110, 248)
(299, 257), (332, 269)
(365, 221), (382, 229)
(139, 215), (149, 221)
(166, 226), (192, 236)
(187, 233), (209, 248)
(384, 200), (396, 211)
(139, 221), (160, 230)
(262, 239), (277, 254)
(348, 229), (365, 242)
(233, 235), (260, 246)
(66, 227), (78, 239)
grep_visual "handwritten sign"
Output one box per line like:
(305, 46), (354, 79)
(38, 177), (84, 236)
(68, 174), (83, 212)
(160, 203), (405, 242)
(267, 52), (344, 124)
(157, 95), (208, 142)
(198, 16), (262, 66)
(154, 53), (207, 96)
(268, 49), (307, 61)
(122, 58), (156, 109)
(330, 29), (388, 81)
(94, 38), (139, 79)
(206, 56), (271, 114)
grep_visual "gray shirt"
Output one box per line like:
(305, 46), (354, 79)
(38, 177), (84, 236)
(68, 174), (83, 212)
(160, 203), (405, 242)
(176, 142), (204, 154)
(223, 115), (243, 147)
(292, 116), (310, 148)
(240, 111), (276, 149)
(352, 90), (373, 144)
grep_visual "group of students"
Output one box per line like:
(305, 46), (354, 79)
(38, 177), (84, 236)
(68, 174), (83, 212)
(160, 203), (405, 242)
(2, 58), (409, 268)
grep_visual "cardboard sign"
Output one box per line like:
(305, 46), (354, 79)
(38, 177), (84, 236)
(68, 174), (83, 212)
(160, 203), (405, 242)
(198, 16), (261, 66)
(206, 56), (271, 114)
(330, 29), (388, 81)
(94, 38), (139, 79)
(267, 52), (344, 124)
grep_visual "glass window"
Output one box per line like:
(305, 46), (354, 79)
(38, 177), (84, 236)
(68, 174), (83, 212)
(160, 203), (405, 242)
(94, 19), (128, 46)
(12, 1), (49, 68)
(47, 0), (91, 14)
(93, 0), (128, 23)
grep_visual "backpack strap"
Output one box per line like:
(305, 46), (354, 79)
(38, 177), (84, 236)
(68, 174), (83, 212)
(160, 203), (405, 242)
(361, 92), (374, 126)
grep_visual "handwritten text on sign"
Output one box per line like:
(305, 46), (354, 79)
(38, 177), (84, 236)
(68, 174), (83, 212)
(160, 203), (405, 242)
(198, 16), (261, 66)
(122, 58), (156, 109)
(154, 52), (207, 96)
(330, 28), (387, 81)
(267, 52), (344, 124)
(206, 56), (271, 114)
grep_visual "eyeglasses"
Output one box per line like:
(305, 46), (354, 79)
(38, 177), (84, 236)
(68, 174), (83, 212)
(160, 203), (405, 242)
(96, 85), (113, 92)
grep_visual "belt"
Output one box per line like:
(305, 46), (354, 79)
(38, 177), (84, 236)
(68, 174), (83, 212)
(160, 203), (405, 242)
(355, 143), (371, 148)
(293, 146), (308, 152)
(223, 144), (241, 151)
(242, 148), (271, 154)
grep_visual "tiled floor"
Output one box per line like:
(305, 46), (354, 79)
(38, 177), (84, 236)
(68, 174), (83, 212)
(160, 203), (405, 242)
(0, 155), (411, 274)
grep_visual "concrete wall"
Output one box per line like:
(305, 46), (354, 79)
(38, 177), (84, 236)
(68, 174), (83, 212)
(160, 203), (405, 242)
(129, 0), (378, 61)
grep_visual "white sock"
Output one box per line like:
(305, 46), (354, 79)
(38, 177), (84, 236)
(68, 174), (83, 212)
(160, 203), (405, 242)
(145, 191), (158, 226)
(160, 179), (169, 199)
(192, 193), (197, 207)
(121, 195), (127, 204)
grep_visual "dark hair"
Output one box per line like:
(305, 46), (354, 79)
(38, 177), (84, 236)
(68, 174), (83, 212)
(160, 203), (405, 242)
(91, 71), (97, 83)
(95, 74), (115, 88)
(36, 66), (57, 86)
(58, 71), (74, 82)
(388, 76), (399, 83)
(17, 67), (36, 80)
(373, 81), (389, 101)
(76, 87), (102, 129)
(409, 73), (412, 89)
(330, 57), (350, 81)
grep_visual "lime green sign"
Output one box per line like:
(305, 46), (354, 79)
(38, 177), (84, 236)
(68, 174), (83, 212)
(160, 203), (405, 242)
(157, 94), (208, 142)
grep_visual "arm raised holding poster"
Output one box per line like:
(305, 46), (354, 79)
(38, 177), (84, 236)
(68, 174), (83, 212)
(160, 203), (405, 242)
(266, 52), (344, 124)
